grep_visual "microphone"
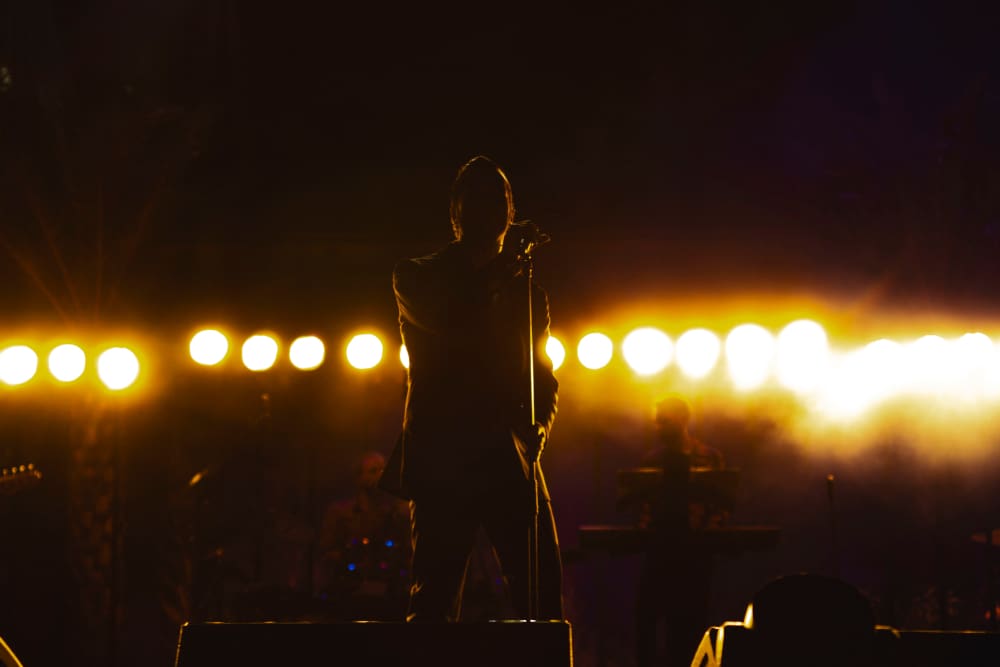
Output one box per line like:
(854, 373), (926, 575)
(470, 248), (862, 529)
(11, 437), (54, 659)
(509, 220), (551, 252)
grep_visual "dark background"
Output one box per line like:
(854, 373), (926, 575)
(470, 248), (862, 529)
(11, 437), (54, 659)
(1, 2), (1000, 666)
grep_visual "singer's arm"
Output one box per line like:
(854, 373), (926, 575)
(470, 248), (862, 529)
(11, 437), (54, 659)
(531, 283), (558, 438)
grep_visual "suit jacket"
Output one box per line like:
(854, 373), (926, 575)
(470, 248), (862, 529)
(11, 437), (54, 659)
(379, 241), (558, 503)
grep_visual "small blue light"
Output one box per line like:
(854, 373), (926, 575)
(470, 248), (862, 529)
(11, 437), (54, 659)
(385, 540), (394, 548)
(347, 563), (356, 572)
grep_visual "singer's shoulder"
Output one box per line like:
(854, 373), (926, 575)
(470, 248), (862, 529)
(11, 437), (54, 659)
(393, 244), (454, 281)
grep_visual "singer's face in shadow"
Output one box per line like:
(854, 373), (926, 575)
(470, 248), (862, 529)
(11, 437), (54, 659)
(456, 178), (511, 251)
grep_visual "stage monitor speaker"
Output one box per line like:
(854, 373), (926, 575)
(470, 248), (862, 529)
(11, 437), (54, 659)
(174, 620), (573, 667)
(692, 623), (1000, 666)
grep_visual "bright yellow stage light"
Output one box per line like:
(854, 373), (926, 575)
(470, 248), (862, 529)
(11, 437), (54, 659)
(346, 334), (383, 370)
(953, 332), (995, 399)
(818, 339), (905, 420)
(399, 344), (410, 369)
(577, 332), (613, 370)
(725, 324), (775, 390)
(0, 345), (38, 386)
(622, 327), (672, 376)
(903, 334), (951, 395)
(776, 319), (830, 393)
(675, 328), (721, 380)
(97, 347), (140, 390)
(242, 335), (279, 372)
(48, 344), (86, 382)
(545, 336), (566, 371)
(189, 329), (229, 366)
(290, 336), (325, 370)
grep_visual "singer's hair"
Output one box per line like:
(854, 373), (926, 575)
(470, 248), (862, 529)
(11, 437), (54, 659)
(449, 155), (515, 241)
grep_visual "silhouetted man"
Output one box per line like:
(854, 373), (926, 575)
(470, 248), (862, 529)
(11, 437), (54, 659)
(636, 395), (725, 667)
(380, 155), (562, 622)
(314, 451), (410, 619)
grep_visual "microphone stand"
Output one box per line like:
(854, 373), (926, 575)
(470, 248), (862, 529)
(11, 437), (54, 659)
(514, 227), (542, 622)
(510, 221), (550, 622)
(525, 250), (540, 622)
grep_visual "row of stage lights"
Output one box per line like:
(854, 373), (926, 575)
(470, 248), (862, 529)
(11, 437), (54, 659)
(4, 321), (1000, 412)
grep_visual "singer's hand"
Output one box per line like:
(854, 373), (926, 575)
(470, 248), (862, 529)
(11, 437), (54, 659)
(515, 422), (547, 463)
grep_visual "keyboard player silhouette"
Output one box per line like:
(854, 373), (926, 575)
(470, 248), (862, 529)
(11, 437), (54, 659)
(632, 395), (728, 667)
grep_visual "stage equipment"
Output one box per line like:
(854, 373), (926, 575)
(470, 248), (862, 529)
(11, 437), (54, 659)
(510, 219), (550, 621)
(174, 620), (573, 667)
(689, 573), (1000, 666)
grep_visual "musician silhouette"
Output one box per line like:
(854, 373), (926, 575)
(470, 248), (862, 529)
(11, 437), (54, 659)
(314, 451), (410, 619)
(636, 395), (725, 667)
(379, 155), (563, 622)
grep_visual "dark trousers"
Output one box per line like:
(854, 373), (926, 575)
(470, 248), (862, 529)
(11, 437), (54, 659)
(406, 490), (563, 622)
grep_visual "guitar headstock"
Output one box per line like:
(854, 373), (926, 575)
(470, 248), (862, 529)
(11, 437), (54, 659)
(1, 463), (42, 496)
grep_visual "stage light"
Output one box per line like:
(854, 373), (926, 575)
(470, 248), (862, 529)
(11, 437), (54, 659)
(725, 324), (775, 390)
(953, 332), (995, 399)
(290, 336), (325, 370)
(545, 336), (566, 371)
(676, 328), (721, 380)
(622, 327), (672, 376)
(242, 335), (279, 372)
(818, 339), (905, 420)
(776, 319), (830, 393)
(48, 344), (86, 382)
(577, 332), (613, 370)
(347, 333), (383, 370)
(97, 347), (140, 390)
(903, 334), (951, 395)
(0, 345), (38, 386)
(189, 329), (229, 366)
(399, 344), (409, 370)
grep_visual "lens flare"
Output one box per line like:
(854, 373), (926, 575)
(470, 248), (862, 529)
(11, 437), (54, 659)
(545, 336), (566, 371)
(242, 335), (279, 372)
(577, 332), (613, 370)
(289, 336), (325, 370)
(347, 334), (384, 370)
(622, 328), (672, 376)
(189, 329), (229, 366)
(675, 328), (721, 380)
(0, 346), (38, 386)
(97, 347), (140, 390)
(399, 344), (409, 369)
(776, 319), (830, 393)
(725, 324), (775, 390)
(48, 344), (86, 382)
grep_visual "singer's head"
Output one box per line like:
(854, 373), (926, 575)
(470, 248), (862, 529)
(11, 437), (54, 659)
(449, 155), (514, 247)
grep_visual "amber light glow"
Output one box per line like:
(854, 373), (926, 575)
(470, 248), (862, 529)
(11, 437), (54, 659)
(577, 332), (613, 370)
(622, 327), (672, 376)
(189, 329), (229, 366)
(776, 319), (830, 393)
(545, 336), (566, 371)
(48, 344), (86, 382)
(347, 334), (384, 370)
(242, 335), (279, 372)
(725, 324), (775, 390)
(675, 328), (721, 380)
(97, 347), (140, 390)
(290, 336), (325, 370)
(0, 345), (38, 386)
